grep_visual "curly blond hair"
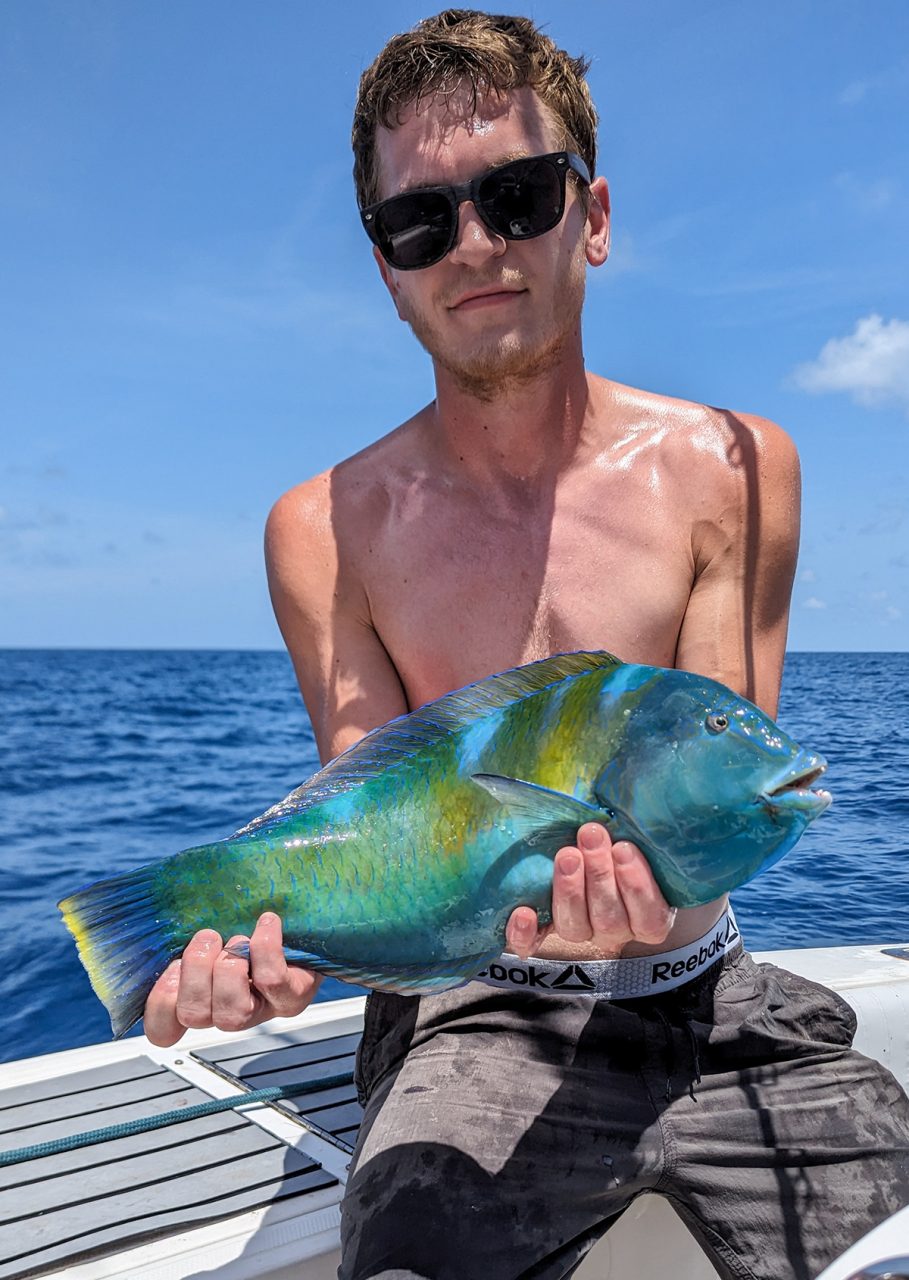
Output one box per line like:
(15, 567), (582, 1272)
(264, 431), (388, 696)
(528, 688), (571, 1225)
(352, 9), (598, 207)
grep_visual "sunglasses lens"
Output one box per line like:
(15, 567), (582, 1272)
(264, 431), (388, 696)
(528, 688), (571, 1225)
(371, 190), (454, 269)
(478, 157), (564, 239)
(364, 154), (578, 269)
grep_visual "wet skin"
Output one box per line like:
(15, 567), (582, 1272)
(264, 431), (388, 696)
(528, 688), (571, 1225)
(144, 86), (800, 1047)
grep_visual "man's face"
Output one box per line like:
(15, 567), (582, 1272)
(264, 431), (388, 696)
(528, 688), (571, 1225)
(372, 86), (609, 396)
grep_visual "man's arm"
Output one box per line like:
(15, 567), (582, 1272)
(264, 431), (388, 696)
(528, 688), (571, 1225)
(265, 473), (412, 760)
(675, 413), (801, 716)
(144, 473), (411, 1046)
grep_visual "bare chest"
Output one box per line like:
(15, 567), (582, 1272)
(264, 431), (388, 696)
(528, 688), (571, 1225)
(364, 477), (695, 706)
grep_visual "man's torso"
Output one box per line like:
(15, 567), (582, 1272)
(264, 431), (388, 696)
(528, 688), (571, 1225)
(280, 377), (765, 959)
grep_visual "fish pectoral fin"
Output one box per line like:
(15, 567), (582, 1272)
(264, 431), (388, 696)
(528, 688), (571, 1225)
(471, 774), (609, 849)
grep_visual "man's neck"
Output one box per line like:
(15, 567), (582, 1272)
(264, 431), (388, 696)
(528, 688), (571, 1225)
(427, 348), (601, 493)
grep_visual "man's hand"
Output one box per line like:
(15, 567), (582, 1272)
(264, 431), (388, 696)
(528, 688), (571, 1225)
(505, 823), (676, 959)
(143, 912), (321, 1047)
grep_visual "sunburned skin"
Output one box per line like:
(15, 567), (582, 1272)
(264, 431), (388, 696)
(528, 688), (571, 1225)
(142, 84), (800, 1044)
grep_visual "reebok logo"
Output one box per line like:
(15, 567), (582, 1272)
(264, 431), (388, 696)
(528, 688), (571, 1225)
(476, 913), (740, 1000)
(476, 961), (596, 991)
(650, 914), (739, 985)
(477, 962), (553, 988)
(550, 963), (597, 991)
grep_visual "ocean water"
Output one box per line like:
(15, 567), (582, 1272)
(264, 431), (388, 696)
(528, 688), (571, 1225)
(1, 649), (907, 1066)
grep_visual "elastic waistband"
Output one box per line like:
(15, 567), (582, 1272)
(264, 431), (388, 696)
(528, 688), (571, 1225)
(474, 908), (742, 1000)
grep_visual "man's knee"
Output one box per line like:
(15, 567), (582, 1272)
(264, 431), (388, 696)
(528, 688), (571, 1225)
(340, 1139), (502, 1280)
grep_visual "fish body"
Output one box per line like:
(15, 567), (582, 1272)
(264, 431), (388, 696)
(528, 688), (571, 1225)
(60, 651), (830, 1036)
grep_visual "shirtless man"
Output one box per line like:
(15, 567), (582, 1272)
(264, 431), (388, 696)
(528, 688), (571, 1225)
(144, 12), (909, 1278)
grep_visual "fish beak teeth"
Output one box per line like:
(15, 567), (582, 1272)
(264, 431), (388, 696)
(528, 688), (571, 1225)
(762, 757), (831, 813)
(768, 763), (826, 796)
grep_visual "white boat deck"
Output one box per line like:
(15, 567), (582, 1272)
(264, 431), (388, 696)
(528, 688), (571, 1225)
(0, 999), (365, 1280)
(1, 945), (908, 1280)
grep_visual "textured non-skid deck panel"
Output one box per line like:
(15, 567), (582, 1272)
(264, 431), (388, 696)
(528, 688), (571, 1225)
(0, 1053), (336, 1280)
(193, 1028), (365, 1152)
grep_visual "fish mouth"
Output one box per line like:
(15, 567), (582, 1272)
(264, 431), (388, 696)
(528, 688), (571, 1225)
(761, 756), (832, 814)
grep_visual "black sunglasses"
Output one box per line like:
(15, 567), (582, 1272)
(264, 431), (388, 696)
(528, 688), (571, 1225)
(360, 151), (591, 271)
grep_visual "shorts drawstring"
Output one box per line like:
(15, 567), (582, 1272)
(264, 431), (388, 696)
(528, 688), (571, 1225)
(649, 1006), (702, 1102)
(652, 1006), (676, 1101)
(684, 1016), (702, 1099)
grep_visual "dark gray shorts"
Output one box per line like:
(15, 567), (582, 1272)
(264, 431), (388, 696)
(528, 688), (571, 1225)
(340, 949), (909, 1280)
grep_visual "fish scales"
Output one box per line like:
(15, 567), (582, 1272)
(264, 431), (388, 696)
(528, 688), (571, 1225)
(59, 651), (831, 1037)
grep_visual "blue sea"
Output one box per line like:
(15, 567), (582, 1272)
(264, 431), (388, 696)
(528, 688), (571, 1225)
(1, 649), (907, 1066)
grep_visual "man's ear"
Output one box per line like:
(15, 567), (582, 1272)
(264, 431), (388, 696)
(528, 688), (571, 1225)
(374, 246), (407, 321)
(586, 176), (611, 268)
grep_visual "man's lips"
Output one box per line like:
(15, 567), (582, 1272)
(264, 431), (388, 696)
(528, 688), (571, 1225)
(448, 287), (526, 311)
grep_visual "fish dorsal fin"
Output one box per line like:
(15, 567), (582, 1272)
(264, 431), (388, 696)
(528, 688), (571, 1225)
(233, 651), (621, 837)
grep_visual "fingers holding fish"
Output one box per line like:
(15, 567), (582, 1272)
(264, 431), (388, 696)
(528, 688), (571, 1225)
(609, 842), (677, 945)
(552, 825), (676, 950)
(247, 912), (322, 1018)
(173, 928), (224, 1030)
(505, 904), (549, 960)
(142, 928), (226, 1045)
(202, 915), (320, 1030)
(575, 823), (631, 943)
(210, 934), (259, 1032)
(143, 919), (321, 1047)
(143, 959), (185, 1047)
(552, 845), (597, 942)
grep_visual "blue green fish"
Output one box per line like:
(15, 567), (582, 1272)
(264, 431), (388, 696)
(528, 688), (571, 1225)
(60, 651), (830, 1036)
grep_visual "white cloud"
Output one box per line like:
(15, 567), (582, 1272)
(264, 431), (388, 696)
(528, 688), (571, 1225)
(791, 314), (909, 416)
(799, 568), (816, 583)
(803, 596), (827, 610)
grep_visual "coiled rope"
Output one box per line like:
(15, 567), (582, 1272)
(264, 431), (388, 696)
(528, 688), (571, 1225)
(0, 1071), (354, 1167)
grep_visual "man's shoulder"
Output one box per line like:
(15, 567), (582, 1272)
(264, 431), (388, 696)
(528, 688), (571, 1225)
(606, 380), (798, 487)
(635, 392), (801, 568)
(693, 403), (797, 485)
(266, 413), (428, 555)
(694, 402), (800, 499)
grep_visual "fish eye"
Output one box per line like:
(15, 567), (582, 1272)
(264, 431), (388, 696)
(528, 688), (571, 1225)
(706, 713), (729, 734)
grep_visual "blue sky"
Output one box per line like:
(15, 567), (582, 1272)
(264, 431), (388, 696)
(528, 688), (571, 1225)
(2, 1), (907, 651)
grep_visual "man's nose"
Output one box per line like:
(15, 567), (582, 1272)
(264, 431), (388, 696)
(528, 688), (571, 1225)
(447, 200), (506, 266)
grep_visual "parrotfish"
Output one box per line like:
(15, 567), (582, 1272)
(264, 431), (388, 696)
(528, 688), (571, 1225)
(60, 651), (831, 1037)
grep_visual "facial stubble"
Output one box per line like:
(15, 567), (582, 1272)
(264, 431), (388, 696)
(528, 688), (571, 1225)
(398, 243), (589, 403)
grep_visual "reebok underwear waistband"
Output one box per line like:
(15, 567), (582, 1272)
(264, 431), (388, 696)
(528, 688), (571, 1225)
(473, 908), (742, 1000)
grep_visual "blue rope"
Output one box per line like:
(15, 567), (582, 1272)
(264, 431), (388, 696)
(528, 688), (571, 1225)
(0, 1071), (354, 1167)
